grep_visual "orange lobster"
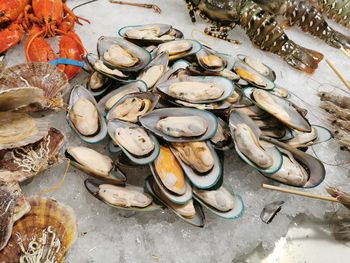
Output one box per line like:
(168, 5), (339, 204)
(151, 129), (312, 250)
(0, 0), (87, 79)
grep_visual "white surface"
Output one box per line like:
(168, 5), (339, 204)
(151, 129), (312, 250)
(5, 0), (350, 262)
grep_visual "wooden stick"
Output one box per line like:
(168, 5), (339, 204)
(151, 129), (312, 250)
(262, 184), (340, 203)
(325, 58), (350, 91)
(109, 1), (161, 13)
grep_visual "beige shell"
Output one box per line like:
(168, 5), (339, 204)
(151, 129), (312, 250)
(158, 40), (192, 56)
(172, 142), (215, 173)
(0, 112), (49, 150)
(114, 126), (155, 156)
(0, 62), (68, 111)
(0, 87), (44, 111)
(98, 184), (153, 208)
(194, 186), (235, 212)
(234, 123), (273, 169)
(138, 65), (165, 88)
(156, 116), (208, 137)
(109, 97), (152, 123)
(168, 81), (224, 102)
(103, 44), (139, 68)
(69, 98), (99, 136)
(0, 198), (77, 263)
(0, 127), (64, 183)
(286, 127), (318, 148)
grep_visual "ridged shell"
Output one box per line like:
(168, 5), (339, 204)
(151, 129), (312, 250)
(0, 112), (49, 150)
(0, 62), (69, 111)
(0, 87), (44, 111)
(0, 198), (77, 263)
(0, 128), (64, 183)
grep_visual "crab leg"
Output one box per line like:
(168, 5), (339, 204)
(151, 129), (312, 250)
(109, 0), (161, 14)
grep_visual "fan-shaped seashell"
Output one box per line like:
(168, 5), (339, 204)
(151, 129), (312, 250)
(0, 198), (77, 262)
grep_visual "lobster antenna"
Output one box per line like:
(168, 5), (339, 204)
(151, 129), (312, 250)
(72, 0), (98, 12)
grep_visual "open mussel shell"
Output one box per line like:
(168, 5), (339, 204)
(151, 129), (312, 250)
(229, 110), (283, 174)
(196, 46), (227, 72)
(234, 60), (275, 90)
(145, 176), (205, 227)
(157, 59), (190, 84)
(262, 137), (326, 188)
(119, 24), (183, 45)
(173, 99), (232, 112)
(65, 147), (126, 184)
(85, 179), (162, 212)
(98, 80), (147, 116)
(85, 53), (130, 82)
(137, 51), (169, 89)
(87, 71), (113, 97)
(210, 117), (234, 151)
(139, 107), (218, 142)
(156, 39), (202, 61)
(157, 76), (234, 104)
(171, 141), (223, 189)
(97, 36), (151, 72)
(237, 54), (276, 82)
(67, 86), (107, 144)
(107, 119), (160, 165)
(193, 187), (244, 220)
(244, 87), (312, 132)
(284, 125), (332, 148)
(0, 112), (49, 150)
(106, 92), (160, 122)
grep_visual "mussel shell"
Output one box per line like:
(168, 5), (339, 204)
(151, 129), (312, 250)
(237, 54), (276, 82)
(106, 92), (160, 122)
(108, 139), (122, 153)
(139, 107), (218, 142)
(233, 60), (275, 90)
(173, 99), (232, 111)
(157, 60), (190, 85)
(85, 53), (130, 82)
(65, 148), (126, 184)
(262, 137), (325, 188)
(67, 86), (107, 143)
(87, 71), (113, 97)
(244, 87), (312, 132)
(98, 80), (148, 116)
(97, 36), (151, 72)
(144, 176), (205, 227)
(196, 46), (227, 72)
(119, 24), (183, 45)
(85, 179), (162, 211)
(170, 141), (223, 189)
(260, 201), (284, 224)
(210, 117), (234, 151)
(229, 110), (283, 174)
(107, 119), (160, 165)
(156, 40), (201, 61)
(157, 76), (234, 104)
(193, 187), (244, 220)
(150, 162), (193, 204)
(285, 125), (333, 148)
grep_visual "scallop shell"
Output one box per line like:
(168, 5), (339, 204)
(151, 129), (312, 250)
(0, 127), (64, 183)
(0, 62), (69, 111)
(0, 198), (77, 263)
(0, 87), (45, 111)
(0, 112), (49, 150)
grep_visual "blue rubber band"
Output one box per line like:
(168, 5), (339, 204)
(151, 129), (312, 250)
(49, 58), (85, 67)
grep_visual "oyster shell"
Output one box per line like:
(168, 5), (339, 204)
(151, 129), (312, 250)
(114, 126), (155, 156)
(156, 116), (208, 138)
(99, 184), (152, 208)
(172, 142), (214, 173)
(270, 150), (308, 186)
(234, 123), (273, 169)
(107, 96), (153, 123)
(168, 81), (225, 103)
(103, 44), (139, 68)
(0, 62), (69, 111)
(193, 186), (234, 212)
(0, 198), (77, 262)
(0, 112), (49, 150)
(69, 98), (99, 136)
(154, 146), (186, 195)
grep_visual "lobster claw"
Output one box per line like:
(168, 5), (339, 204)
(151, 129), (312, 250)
(0, 23), (24, 54)
(57, 31), (85, 80)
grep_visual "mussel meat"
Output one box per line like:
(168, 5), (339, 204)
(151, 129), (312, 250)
(103, 44), (139, 68)
(193, 186), (234, 212)
(109, 97), (152, 122)
(156, 116), (208, 137)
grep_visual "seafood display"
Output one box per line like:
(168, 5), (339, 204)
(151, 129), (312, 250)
(0, 0), (87, 79)
(184, 0), (350, 73)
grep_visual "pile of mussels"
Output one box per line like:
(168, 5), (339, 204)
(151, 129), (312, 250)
(66, 24), (333, 227)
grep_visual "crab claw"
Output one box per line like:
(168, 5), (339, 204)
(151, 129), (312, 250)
(57, 31), (85, 80)
(0, 23), (24, 54)
(25, 25), (56, 62)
